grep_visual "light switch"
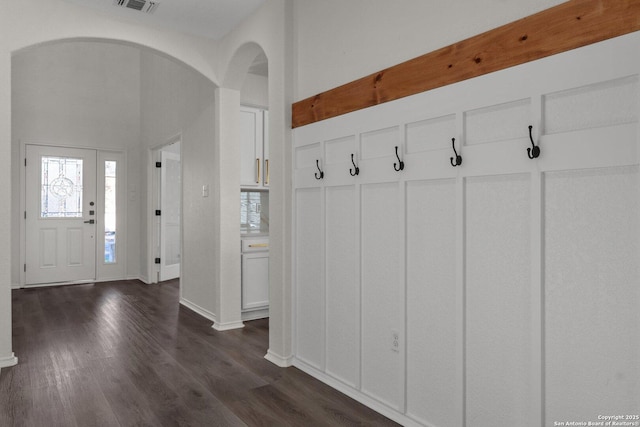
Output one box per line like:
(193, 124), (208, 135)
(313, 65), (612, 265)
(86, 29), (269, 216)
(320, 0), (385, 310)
(202, 185), (209, 197)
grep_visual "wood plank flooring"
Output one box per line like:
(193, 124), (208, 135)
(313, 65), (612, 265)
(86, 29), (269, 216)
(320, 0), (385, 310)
(1, 280), (398, 427)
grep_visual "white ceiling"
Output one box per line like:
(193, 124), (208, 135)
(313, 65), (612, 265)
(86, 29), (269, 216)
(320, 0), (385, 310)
(62, 0), (266, 41)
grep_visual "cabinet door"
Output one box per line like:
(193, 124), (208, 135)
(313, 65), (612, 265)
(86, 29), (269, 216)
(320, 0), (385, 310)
(241, 252), (269, 310)
(240, 107), (264, 188)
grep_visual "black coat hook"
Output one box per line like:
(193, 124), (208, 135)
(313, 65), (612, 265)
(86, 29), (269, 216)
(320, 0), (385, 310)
(527, 125), (541, 159)
(450, 138), (462, 167)
(349, 153), (360, 176)
(315, 159), (324, 179)
(393, 146), (405, 171)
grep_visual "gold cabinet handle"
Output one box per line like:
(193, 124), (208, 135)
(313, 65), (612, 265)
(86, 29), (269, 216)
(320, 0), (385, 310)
(256, 158), (260, 184)
(265, 159), (269, 185)
(248, 243), (268, 248)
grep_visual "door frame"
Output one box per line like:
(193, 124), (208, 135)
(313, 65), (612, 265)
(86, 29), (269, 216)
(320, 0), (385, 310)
(20, 142), (127, 287)
(146, 135), (182, 284)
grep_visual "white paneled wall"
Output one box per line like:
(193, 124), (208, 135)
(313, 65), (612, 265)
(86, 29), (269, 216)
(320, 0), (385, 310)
(545, 166), (640, 421)
(292, 32), (640, 427)
(405, 178), (457, 426)
(325, 184), (358, 387)
(465, 174), (532, 426)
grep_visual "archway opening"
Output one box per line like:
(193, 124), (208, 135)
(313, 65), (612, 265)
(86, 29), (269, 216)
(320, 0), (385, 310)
(11, 38), (218, 317)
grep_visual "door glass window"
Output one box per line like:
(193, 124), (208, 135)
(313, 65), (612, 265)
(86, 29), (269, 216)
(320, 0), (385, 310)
(41, 156), (83, 218)
(104, 161), (117, 263)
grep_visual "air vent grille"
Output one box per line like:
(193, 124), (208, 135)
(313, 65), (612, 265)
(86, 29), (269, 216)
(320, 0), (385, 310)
(114, 0), (160, 14)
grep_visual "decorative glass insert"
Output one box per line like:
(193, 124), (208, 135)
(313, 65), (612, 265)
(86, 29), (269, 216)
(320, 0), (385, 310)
(41, 156), (83, 218)
(104, 161), (117, 263)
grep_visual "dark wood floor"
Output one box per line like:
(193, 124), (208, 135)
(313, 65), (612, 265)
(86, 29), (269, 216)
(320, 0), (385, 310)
(1, 280), (398, 427)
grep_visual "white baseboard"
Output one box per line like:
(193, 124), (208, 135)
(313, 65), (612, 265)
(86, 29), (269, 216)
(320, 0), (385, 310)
(212, 320), (245, 331)
(241, 308), (269, 321)
(293, 358), (423, 427)
(264, 349), (294, 367)
(131, 275), (149, 284)
(0, 353), (18, 369)
(179, 298), (216, 323)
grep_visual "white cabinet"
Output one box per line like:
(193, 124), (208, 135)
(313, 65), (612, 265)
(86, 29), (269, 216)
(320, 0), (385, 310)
(240, 106), (269, 189)
(241, 237), (269, 311)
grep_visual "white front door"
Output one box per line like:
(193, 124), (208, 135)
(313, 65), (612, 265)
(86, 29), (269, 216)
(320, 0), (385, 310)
(159, 148), (180, 281)
(25, 145), (97, 285)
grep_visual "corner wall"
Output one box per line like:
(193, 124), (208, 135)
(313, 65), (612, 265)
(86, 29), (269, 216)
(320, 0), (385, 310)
(139, 50), (218, 315)
(217, 0), (294, 365)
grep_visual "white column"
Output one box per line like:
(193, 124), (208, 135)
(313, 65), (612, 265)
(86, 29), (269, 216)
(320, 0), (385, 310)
(0, 44), (18, 369)
(212, 87), (244, 331)
(264, 1), (294, 366)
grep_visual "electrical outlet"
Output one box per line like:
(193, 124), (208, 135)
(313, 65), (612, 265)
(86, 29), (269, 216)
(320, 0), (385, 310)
(391, 330), (400, 353)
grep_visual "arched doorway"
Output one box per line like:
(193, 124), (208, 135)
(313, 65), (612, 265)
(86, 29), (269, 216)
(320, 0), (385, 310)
(11, 38), (220, 324)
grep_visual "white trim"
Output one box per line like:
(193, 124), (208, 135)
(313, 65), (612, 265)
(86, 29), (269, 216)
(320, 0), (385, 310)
(212, 320), (245, 331)
(264, 349), (293, 367)
(134, 274), (150, 284)
(0, 353), (18, 369)
(179, 297), (216, 323)
(293, 357), (425, 427)
(147, 134), (183, 285)
(21, 279), (98, 289)
(241, 308), (269, 321)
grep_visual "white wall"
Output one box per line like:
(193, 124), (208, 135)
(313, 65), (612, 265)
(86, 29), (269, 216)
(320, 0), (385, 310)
(0, 0), (224, 368)
(292, 0), (567, 99)
(0, 11), (16, 369)
(217, 0), (293, 364)
(181, 101), (218, 315)
(292, 33), (640, 426)
(241, 73), (269, 108)
(140, 50), (218, 315)
(11, 41), (142, 284)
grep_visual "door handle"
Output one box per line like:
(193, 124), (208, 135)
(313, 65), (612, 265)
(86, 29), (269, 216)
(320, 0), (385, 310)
(256, 158), (260, 184)
(84, 219), (95, 224)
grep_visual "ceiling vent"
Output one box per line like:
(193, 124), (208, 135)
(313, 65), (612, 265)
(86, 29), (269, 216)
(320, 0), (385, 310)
(114, 0), (160, 14)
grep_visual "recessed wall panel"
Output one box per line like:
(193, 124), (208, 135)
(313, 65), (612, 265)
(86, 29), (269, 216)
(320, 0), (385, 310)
(544, 75), (638, 134)
(465, 174), (531, 426)
(325, 185), (358, 387)
(406, 179), (458, 427)
(405, 114), (455, 154)
(361, 182), (402, 409)
(360, 126), (399, 160)
(67, 227), (83, 266)
(465, 98), (531, 145)
(295, 143), (321, 169)
(545, 166), (640, 422)
(39, 228), (58, 268)
(325, 136), (355, 165)
(295, 188), (324, 368)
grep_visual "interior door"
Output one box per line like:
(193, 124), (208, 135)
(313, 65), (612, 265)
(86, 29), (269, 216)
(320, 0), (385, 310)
(25, 145), (97, 285)
(159, 149), (181, 281)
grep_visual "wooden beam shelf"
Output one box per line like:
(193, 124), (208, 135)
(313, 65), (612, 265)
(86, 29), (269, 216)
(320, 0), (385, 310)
(292, 0), (640, 128)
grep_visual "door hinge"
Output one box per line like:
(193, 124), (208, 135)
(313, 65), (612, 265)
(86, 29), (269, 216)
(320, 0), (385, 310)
(24, 158), (27, 167)
(24, 211), (26, 219)
(155, 258), (161, 264)
(24, 264), (26, 272)
(155, 210), (161, 216)
(155, 162), (161, 168)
